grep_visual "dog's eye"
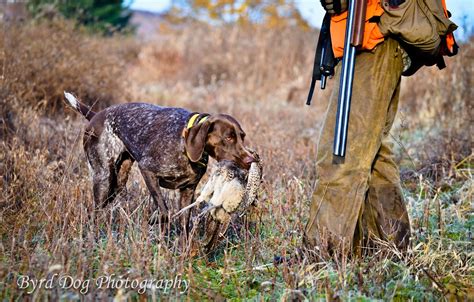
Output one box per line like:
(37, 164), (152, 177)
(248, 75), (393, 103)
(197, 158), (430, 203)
(225, 133), (236, 142)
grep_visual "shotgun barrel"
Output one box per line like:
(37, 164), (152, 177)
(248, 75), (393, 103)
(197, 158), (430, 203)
(333, 0), (367, 157)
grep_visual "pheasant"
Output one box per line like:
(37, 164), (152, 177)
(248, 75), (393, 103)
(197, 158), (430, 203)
(174, 152), (262, 225)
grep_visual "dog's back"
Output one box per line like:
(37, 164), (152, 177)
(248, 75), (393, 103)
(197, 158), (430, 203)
(105, 103), (190, 162)
(64, 93), (192, 163)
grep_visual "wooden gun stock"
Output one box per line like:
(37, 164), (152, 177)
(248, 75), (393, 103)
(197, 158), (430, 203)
(351, 0), (367, 46)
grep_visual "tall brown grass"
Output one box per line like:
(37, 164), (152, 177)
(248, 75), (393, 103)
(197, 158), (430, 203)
(1, 18), (138, 120)
(0, 17), (472, 300)
(129, 23), (317, 102)
(398, 38), (473, 182)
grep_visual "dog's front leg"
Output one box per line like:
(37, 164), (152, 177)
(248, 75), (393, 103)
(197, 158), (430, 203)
(140, 169), (169, 224)
(178, 186), (196, 235)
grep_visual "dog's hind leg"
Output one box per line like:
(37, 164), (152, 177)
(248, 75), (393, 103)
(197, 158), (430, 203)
(86, 151), (122, 209)
(113, 151), (134, 199)
(84, 121), (130, 209)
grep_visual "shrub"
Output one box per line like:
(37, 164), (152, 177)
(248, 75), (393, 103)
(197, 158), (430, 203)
(27, 0), (133, 34)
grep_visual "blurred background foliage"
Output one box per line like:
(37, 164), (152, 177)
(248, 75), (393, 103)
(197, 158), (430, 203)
(168, 0), (310, 29)
(27, 0), (133, 34)
(25, 0), (310, 32)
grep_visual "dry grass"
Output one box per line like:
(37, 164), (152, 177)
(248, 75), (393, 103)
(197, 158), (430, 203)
(397, 38), (473, 181)
(0, 18), (138, 121)
(0, 19), (472, 300)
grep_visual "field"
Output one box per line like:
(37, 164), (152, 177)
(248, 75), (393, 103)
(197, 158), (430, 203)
(1, 15), (472, 301)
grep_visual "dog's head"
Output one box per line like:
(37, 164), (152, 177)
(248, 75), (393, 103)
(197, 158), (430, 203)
(184, 114), (256, 169)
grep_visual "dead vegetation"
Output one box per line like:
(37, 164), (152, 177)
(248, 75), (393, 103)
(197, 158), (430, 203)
(1, 18), (138, 120)
(0, 17), (472, 300)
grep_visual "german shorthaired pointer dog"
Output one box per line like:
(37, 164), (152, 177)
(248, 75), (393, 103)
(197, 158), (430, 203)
(64, 92), (255, 228)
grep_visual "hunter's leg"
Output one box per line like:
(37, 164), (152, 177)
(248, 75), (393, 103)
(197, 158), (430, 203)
(303, 38), (404, 257)
(362, 82), (410, 249)
(364, 141), (411, 251)
(360, 85), (410, 251)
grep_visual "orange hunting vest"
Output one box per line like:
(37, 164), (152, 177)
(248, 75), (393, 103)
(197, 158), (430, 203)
(330, 0), (384, 58)
(441, 0), (456, 54)
(330, 0), (456, 58)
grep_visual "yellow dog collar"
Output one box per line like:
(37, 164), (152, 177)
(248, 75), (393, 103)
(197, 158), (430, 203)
(186, 113), (208, 130)
(183, 113), (210, 167)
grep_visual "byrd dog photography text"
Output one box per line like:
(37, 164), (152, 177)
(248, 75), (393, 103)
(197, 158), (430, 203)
(17, 274), (189, 295)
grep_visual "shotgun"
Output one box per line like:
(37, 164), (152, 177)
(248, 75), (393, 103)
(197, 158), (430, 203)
(333, 0), (367, 157)
(306, 13), (334, 105)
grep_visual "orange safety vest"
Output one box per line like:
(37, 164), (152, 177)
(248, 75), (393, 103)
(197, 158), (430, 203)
(330, 0), (385, 58)
(441, 0), (456, 54)
(330, 0), (456, 58)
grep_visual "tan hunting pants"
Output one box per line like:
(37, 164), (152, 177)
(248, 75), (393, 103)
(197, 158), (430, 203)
(304, 38), (411, 257)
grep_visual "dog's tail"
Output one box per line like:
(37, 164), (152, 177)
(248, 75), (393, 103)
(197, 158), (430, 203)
(63, 91), (96, 121)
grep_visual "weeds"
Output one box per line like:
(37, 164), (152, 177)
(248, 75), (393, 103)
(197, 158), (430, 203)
(1, 18), (138, 120)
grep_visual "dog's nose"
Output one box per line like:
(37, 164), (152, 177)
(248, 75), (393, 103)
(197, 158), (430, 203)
(243, 155), (256, 165)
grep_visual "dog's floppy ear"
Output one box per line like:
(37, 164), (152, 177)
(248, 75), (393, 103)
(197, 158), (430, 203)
(184, 118), (212, 162)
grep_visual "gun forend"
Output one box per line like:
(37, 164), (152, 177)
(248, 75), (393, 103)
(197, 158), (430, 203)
(351, 0), (368, 47)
